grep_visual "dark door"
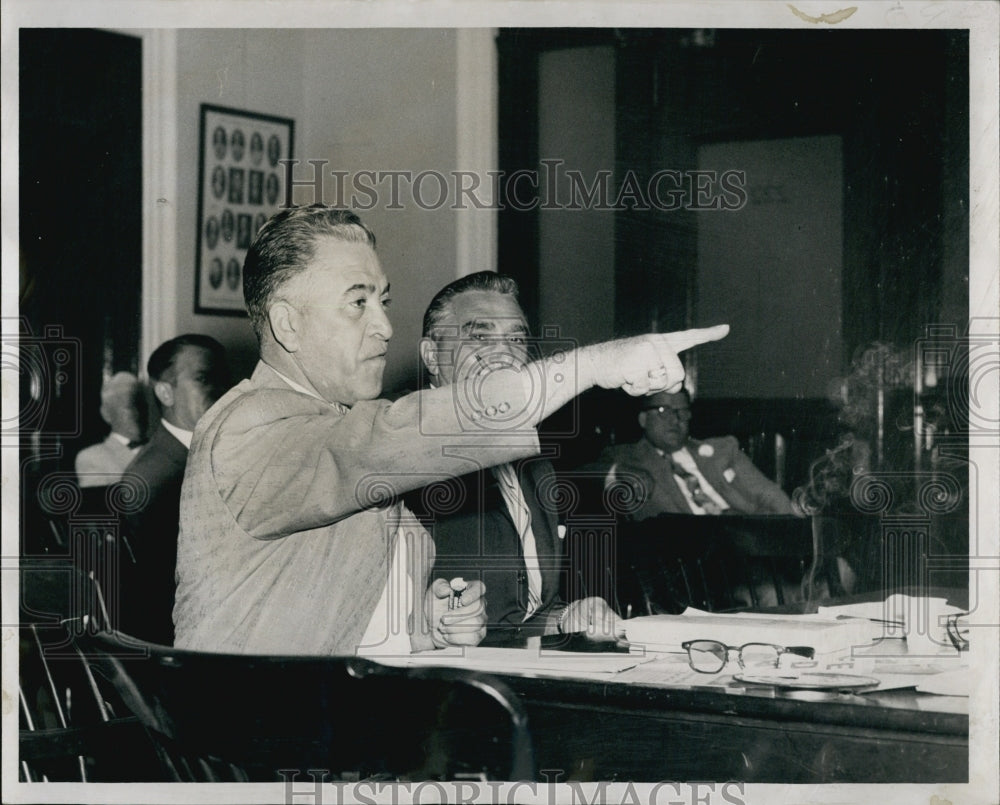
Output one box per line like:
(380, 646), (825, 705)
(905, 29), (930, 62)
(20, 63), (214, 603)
(18, 28), (142, 552)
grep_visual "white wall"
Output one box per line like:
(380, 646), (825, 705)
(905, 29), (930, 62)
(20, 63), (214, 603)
(299, 28), (459, 393)
(170, 28), (472, 392)
(175, 29), (307, 382)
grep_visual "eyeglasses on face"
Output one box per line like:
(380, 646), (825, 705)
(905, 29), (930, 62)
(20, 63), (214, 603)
(642, 405), (692, 421)
(680, 640), (816, 674)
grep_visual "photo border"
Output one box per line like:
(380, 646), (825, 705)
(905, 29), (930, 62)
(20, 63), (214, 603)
(2, 4), (997, 805)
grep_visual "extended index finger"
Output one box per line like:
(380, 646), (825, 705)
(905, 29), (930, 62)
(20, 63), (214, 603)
(662, 324), (730, 353)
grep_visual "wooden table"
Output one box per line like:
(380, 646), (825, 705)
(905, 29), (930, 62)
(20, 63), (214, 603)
(488, 589), (970, 783)
(499, 664), (967, 783)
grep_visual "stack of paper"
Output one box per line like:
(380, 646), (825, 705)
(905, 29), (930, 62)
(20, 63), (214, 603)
(624, 609), (875, 656)
(377, 646), (652, 677)
(817, 593), (967, 648)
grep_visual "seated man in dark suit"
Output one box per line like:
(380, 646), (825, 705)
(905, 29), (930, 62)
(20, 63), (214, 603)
(120, 334), (230, 643)
(600, 388), (802, 520)
(407, 272), (620, 645)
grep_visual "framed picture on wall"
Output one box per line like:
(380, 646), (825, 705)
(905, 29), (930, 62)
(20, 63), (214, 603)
(195, 104), (294, 315)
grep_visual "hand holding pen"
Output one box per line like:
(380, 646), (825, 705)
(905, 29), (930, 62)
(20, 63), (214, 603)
(427, 578), (487, 649)
(449, 577), (468, 610)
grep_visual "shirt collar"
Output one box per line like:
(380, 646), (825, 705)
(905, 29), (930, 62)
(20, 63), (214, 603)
(266, 364), (353, 415)
(108, 432), (131, 447)
(267, 364), (327, 402)
(160, 418), (194, 449)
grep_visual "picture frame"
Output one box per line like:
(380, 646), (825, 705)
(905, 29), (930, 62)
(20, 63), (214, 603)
(195, 104), (294, 315)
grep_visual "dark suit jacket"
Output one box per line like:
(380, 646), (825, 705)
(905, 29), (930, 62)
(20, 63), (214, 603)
(120, 422), (189, 644)
(406, 456), (564, 646)
(601, 436), (793, 520)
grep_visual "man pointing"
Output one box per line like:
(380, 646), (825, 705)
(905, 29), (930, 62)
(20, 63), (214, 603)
(173, 204), (727, 655)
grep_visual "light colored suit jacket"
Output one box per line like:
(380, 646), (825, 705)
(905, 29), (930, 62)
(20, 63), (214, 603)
(173, 360), (540, 656)
(602, 436), (793, 520)
(75, 434), (136, 488)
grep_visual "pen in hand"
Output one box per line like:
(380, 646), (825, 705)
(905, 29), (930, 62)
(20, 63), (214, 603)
(449, 577), (468, 610)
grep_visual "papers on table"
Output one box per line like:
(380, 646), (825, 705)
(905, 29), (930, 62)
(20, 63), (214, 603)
(618, 602), (969, 696)
(820, 651), (968, 694)
(818, 593), (967, 649)
(372, 641), (967, 696)
(371, 595), (970, 697)
(623, 608), (875, 656)
(914, 668), (967, 696)
(378, 645), (653, 678)
(622, 653), (738, 688)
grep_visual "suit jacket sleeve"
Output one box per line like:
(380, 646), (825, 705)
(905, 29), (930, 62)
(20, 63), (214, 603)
(718, 436), (793, 515)
(211, 383), (541, 540)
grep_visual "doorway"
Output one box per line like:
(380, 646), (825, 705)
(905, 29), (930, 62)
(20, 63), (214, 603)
(18, 28), (142, 550)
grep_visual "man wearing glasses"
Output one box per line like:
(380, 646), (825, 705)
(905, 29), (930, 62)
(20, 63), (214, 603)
(601, 388), (799, 520)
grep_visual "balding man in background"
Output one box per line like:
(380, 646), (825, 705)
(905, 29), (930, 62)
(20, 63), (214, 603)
(75, 372), (146, 488)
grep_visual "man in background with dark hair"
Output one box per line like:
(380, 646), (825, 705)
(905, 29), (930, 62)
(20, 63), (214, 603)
(120, 334), (230, 643)
(409, 271), (619, 644)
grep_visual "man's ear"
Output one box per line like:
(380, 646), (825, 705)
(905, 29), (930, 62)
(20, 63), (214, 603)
(268, 301), (300, 353)
(637, 410), (648, 429)
(420, 337), (440, 380)
(153, 380), (174, 408)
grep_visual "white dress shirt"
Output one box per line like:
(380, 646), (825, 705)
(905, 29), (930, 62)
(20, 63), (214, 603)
(160, 418), (194, 449)
(492, 463), (544, 620)
(666, 446), (730, 515)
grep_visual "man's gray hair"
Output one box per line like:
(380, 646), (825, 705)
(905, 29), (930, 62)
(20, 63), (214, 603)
(422, 271), (520, 338)
(243, 205), (376, 341)
(98, 372), (141, 425)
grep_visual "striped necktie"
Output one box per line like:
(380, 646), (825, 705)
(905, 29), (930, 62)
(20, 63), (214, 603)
(492, 463), (544, 618)
(669, 458), (723, 515)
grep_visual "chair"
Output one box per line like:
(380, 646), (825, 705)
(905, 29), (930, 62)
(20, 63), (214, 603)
(17, 557), (160, 781)
(31, 475), (143, 634)
(73, 630), (536, 782)
(601, 513), (857, 615)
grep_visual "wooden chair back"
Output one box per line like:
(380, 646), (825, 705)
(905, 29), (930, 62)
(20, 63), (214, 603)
(74, 630), (537, 783)
(565, 513), (863, 616)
